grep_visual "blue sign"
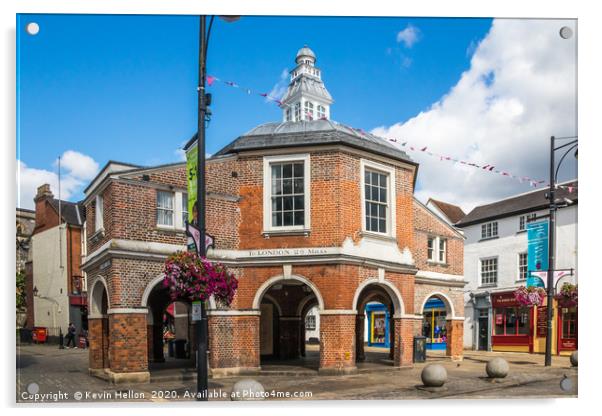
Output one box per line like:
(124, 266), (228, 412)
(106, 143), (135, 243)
(526, 220), (549, 288)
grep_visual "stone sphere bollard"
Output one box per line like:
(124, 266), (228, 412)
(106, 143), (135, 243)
(230, 379), (266, 401)
(421, 364), (448, 387)
(486, 357), (509, 379)
(570, 351), (578, 367)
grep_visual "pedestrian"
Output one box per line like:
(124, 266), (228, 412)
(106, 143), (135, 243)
(65, 322), (77, 348)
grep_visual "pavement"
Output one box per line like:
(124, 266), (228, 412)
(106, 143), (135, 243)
(16, 343), (578, 403)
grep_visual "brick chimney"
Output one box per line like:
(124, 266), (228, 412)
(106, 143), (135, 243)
(33, 184), (57, 234)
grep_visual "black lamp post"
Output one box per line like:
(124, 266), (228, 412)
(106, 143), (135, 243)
(195, 14), (239, 401)
(544, 135), (577, 367)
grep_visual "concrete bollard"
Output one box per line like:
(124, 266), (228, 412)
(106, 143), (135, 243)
(230, 379), (266, 401)
(486, 357), (509, 379)
(570, 351), (577, 367)
(421, 364), (448, 388)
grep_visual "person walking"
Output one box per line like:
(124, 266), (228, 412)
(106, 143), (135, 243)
(65, 322), (77, 348)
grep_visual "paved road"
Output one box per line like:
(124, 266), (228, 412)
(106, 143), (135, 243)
(16, 343), (577, 403)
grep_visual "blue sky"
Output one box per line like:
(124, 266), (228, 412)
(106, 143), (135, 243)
(16, 14), (493, 207)
(17, 15), (577, 211)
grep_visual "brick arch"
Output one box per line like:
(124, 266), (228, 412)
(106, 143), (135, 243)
(89, 276), (110, 316)
(297, 293), (319, 317)
(252, 274), (325, 311)
(140, 273), (217, 309)
(352, 278), (405, 317)
(419, 291), (456, 318)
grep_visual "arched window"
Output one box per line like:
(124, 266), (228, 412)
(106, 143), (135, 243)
(294, 102), (301, 122)
(317, 105), (326, 120)
(304, 101), (314, 120)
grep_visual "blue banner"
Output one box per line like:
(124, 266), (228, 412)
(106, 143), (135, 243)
(526, 220), (549, 288)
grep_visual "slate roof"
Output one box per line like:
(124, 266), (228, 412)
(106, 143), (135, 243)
(210, 119), (415, 164)
(455, 180), (578, 227)
(428, 199), (466, 224)
(49, 199), (86, 226)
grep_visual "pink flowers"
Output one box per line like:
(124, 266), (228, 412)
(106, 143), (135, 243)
(554, 283), (578, 307)
(163, 251), (238, 307)
(514, 285), (546, 306)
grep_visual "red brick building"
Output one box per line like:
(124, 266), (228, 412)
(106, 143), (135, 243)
(82, 46), (466, 384)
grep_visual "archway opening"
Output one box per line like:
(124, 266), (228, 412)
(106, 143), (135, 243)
(355, 284), (396, 368)
(258, 279), (321, 371)
(146, 282), (195, 373)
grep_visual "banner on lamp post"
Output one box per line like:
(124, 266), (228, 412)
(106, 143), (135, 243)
(526, 220), (549, 288)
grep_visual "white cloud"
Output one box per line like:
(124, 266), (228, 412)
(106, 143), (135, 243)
(267, 68), (290, 101)
(396, 24), (421, 48)
(373, 19), (577, 213)
(17, 150), (100, 209)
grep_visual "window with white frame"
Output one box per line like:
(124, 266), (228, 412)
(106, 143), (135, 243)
(480, 257), (498, 286)
(286, 108), (292, 122)
(157, 190), (188, 229)
(95, 195), (104, 231)
(263, 154), (310, 232)
(317, 105), (326, 120)
(361, 160), (396, 236)
(427, 236), (447, 263)
(518, 252), (528, 281)
(364, 170), (388, 234)
(481, 221), (498, 239)
(157, 191), (174, 226)
(519, 213), (537, 231)
(305, 314), (316, 330)
(294, 102), (301, 122)
(304, 101), (314, 120)
(181, 193), (189, 226)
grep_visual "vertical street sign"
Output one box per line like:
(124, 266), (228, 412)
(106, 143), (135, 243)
(526, 220), (549, 288)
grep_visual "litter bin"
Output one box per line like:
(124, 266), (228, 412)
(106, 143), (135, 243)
(413, 335), (426, 363)
(32, 327), (48, 344)
(174, 339), (187, 359)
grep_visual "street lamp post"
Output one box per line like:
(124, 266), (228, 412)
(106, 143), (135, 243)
(544, 135), (577, 367)
(194, 14), (239, 401)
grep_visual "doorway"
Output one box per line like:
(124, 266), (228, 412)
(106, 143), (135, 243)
(478, 309), (489, 351)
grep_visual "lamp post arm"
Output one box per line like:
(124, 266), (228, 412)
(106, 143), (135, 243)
(554, 143), (578, 184)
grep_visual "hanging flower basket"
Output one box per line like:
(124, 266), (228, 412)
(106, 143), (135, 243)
(162, 251), (238, 307)
(554, 283), (578, 308)
(513, 285), (547, 307)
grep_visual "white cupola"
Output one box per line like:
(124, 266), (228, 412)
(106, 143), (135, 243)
(280, 45), (333, 122)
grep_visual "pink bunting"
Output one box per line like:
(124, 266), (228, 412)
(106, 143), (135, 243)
(207, 75), (216, 86)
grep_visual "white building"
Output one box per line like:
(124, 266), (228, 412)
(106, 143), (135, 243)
(456, 181), (577, 354)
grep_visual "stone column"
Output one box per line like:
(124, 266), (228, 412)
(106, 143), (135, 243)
(107, 310), (150, 384)
(393, 316), (422, 367)
(319, 311), (357, 375)
(355, 313), (365, 362)
(446, 318), (464, 361)
(207, 310), (261, 377)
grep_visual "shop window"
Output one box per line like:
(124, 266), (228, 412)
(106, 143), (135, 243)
(494, 306), (531, 336)
(562, 307), (577, 339)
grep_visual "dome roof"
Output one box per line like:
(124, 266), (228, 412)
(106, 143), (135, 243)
(296, 45), (316, 60)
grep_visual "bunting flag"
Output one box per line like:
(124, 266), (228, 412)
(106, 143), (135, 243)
(206, 73), (577, 193)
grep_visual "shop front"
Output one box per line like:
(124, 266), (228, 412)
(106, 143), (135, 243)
(491, 292), (531, 353)
(422, 297), (447, 350)
(365, 303), (390, 348)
